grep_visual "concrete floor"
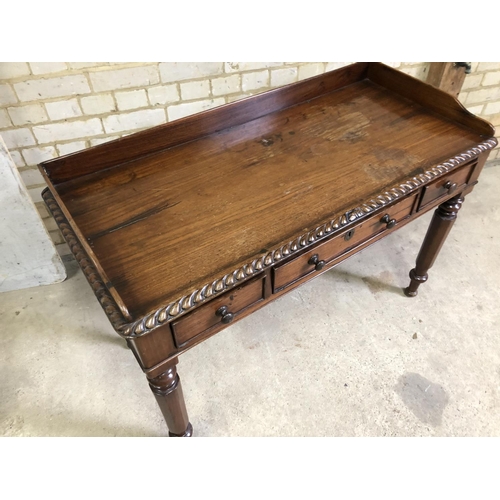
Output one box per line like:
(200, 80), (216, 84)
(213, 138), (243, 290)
(2, 164), (500, 437)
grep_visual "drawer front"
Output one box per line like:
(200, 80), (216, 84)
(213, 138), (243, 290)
(171, 275), (265, 348)
(273, 193), (418, 292)
(419, 161), (476, 210)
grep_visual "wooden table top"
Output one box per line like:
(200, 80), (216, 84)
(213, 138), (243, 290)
(40, 63), (496, 329)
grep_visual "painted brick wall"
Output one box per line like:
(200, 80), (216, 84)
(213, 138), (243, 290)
(458, 62), (500, 149)
(1, 62), (499, 253)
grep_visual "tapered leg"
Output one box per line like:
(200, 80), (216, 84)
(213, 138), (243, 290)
(147, 360), (193, 437)
(404, 194), (464, 297)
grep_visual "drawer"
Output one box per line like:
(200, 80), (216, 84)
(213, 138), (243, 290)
(418, 161), (476, 210)
(171, 274), (265, 348)
(273, 193), (418, 292)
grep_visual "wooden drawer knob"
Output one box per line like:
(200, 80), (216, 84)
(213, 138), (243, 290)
(443, 181), (457, 194)
(380, 214), (396, 229)
(215, 306), (234, 324)
(308, 254), (325, 271)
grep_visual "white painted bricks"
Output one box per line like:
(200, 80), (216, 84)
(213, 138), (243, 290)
(68, 62), (104, 70)
(160, 63), (223, 82)
(115, 89), (148, 111)
(225, 62), (282, 73)
(148, 85), (179, 105)
(180, 81), (210, 100)
(462, 74), (484, 90)
(14, 75), (90, 101)
(242, 71), (269, 92)
(90, 66), (159, 92)
(56, 141), (87, 156)
(80, 94), (116, 115)
(483, 71), (500, 87)
(271, 68), (298, 86)
(167, 98), (225, 121)
(33, 119), (103, 143)
(9, 150), (25, 168)
(20, 168), (45, 187)
(90, 136), (120, 147)
(477, 63), (500, 72)
(0, 63), (30, 80)
(466, 87), (500, 105)
(8, 104), (48, 126)
(326, 62), (351, 72)
(45, 99), (83, 121)
(21, 146), (57, 165)
(0, 109), (11, 128)
(27, 187), (44, 203)
(211, 75), (240, 96)
(484, 101), (500, 115)
(1, 128), (36, 149)
(466, 104), (484, 115)
(299, 63), (325, 81)
(29, 62), (67, 75)
(0, 84), (18, 106)
(103, 109), (166, 134)
(0, 61), (499, 251)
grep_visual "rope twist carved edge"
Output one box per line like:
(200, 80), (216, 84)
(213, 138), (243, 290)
(42, 190), (128, 334)
(44, 138), (498, 338)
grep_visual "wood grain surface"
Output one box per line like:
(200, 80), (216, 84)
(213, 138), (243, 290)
(41, 64), (494, 322)
(273, 193), (418, 292)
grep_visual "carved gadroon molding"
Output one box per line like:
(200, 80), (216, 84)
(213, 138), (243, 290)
(42, 190), (128, 333)
(44, 138), (498, 338)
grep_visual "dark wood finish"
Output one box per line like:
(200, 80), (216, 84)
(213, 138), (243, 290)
(418, 160), (476, 209)
(273, 193), (418, 292)
(40, 63), (497, 436)
(171, 274), (265, 348)
(426, 62), (467, 97)
(40, 63), (370, 183)
(138, 188), (477, 379)
(42, 189), (131, 327)
(45, 81), (488, 323)
(405, 194), (465, 297)
(125, 324), (177, 371)
(147, 360), (192, 437)
(367, 63), (494, 137)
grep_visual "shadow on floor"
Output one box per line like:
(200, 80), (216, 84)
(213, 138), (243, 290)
(326, 267), (406, 297)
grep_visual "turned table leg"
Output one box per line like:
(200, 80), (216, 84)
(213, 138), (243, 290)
(147, 359), (193, 437)
(404, 194), (464, 297)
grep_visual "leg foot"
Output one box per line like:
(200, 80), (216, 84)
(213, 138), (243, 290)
(404, 269), (428, 297)
(147, 361), (193, 437)
(169, 422), (194, 437)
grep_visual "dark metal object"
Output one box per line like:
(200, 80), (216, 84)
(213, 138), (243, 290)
(308, 254), (325, 271)
(380, 214), (396, 229)
(454, 62), (472, 74)
(216, 306), (234, 324)
(344, 229), (355, 241)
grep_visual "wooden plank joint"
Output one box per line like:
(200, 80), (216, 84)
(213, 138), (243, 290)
(426, 62), (468, 97)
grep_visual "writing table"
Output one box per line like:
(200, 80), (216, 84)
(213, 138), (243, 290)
(40, 62), (497, 436)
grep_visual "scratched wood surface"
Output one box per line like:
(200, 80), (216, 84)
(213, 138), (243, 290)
(51, 72), (488, 319)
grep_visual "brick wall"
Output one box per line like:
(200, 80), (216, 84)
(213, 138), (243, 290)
(458, 62), (500, 149)
(1, 62), (499, 253)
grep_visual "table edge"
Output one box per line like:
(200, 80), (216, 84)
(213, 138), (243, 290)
(43, 137), (498, 338)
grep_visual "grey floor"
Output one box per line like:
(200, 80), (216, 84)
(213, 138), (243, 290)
(2, 164), (500, 437)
